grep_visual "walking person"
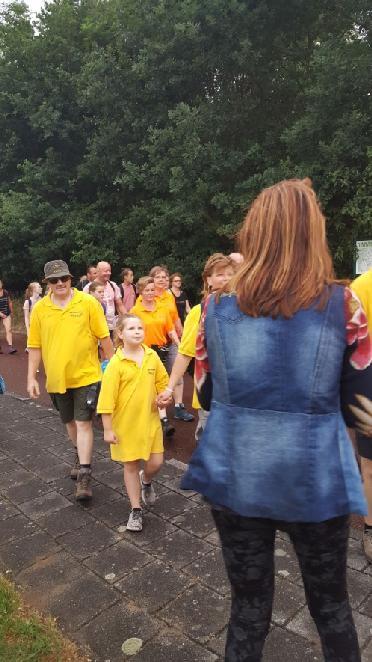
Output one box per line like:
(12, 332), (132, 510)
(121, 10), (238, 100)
(177, 179), (372, 662)
(27, 260), (114, 501)
(131, 276), (179, 436)
(0, 279), (17, 354)
(97, 314), (169, 532)
(150, 265), (194, 422)
(76, 264), (97, 291)
(119, 268), (137, 311)
(158, 254), (234, 441)
(84, 261), (125, 334)
(23, 282), (42, 339)
(170, 273), (191, 325)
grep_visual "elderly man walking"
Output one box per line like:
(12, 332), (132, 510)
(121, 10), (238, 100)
(84, 261), (125, 334)
(27, 260), (114, 501)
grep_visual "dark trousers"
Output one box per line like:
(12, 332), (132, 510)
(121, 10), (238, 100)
(212, 510), (360, 662)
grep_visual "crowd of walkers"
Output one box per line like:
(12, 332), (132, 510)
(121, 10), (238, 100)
(3, 177), (372, 661)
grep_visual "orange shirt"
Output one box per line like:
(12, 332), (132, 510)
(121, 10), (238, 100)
(130, 299), (174, 346)
(156, 290), (179, 325)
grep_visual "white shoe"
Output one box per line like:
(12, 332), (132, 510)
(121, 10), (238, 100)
(139, 469), (156, 505)
(126, 509), (143, 531)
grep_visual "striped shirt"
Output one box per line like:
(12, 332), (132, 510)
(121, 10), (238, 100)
(0, 290), (11, 317)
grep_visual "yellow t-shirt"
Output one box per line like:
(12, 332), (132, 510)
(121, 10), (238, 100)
(130, 300), (174, 346)
(178, 303), (202, 409)
(28, 289), (109, 393)
(97, 346), (169, 462)
(351, 270), (372, 330)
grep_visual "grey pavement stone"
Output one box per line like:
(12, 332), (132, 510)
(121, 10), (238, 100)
(183, 548), (230, 596)
(347, 567), (372, 609)
(204, 530), (221, 547)
(18, 491), (72, 520)
(74, 601), (158, 662)
(16, 549), (83, 601)
(263, 627), (321, 661)
(0, 467), (33, 490)
(1, 513), (38, 542)
(149, 528), (213, 570)
(89, 498), (131, 528)
(46, 476), (75, 497)
(90, 456), (116, 476)
(121, 512), (178, 547)
(58, 521), (121, 559)
(288, 605), (372, 649)
(159, 583), (230, 643)
(154, 463), (184, 484)
(160, 476), (197, 498)
(5, 477), (53, 504)
(0, 530), (60, 574)
(272, 578), (306, 626)
(38, 504), (95, 537)
(348, 536), (369, 572)
(20, 453), (71, 482)
(0, 499), (20, 520)
(77, 480), (123, 505)
(274, 538), (302, 584)
(207, 627), (227, 657)
(132, 630), (218, 662)
(93, 467), (124, 489)
(84, 539), (153, 583)
(151, 491), (198, 519)
(362, 638), (372, 661)
(0, 457), (20, 475)
(172, 504), (216, 538)
(116, 560), (193, 613)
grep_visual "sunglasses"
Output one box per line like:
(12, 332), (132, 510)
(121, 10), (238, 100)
(47, 275), (70, 284)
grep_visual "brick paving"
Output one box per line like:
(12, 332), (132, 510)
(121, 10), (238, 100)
(1, 393), (372, 661)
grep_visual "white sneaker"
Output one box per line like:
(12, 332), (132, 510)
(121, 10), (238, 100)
(139, 470), (156, 505)
(126, 509), (143, 532)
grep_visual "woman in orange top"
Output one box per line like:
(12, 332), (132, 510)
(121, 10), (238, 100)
(131, 276), (178, 436)
(149, 265), (194, 423)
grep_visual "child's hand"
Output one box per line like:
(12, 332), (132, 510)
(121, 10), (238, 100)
(156, 391), (173, 407)
(104, 430), (118, 444)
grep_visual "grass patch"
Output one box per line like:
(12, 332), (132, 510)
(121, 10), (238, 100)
(0, 574), (88, 662)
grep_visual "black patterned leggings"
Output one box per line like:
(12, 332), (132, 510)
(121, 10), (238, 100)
(212, 510), (360, 662)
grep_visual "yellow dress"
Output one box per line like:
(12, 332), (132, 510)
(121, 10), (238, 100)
(97, 345), (169, 462)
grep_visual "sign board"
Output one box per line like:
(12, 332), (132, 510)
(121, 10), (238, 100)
(355, 240), (372, 275)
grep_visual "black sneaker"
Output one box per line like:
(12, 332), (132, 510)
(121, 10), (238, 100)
(174, 404), (194, 422)
(161, 417), (175, 437)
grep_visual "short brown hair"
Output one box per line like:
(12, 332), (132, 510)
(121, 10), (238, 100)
(202, 253), (234, 298)
(170, 272), (182, 285)
(88, 281), (104, 293)
(234, 178), (335, 318)
(120, 267), (133, 280)
(114, 313), (144, 348)
(149, 265), (169, 278)
(136, 276), (154, 294)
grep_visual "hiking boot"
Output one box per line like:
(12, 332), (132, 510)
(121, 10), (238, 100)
(362, 528), (372, 562)
(174, 403), (194, 422)
(75, 468), (93, 501)
(7, 346), (17, 354)
(161, 417), (175, 437)
(126, 508), (143, 531)
(139, 469), (156, 505)
(70, 452), (80, 480)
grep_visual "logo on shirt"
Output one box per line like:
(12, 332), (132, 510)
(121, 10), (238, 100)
(69, 311), (83, 318)
(147, 368), (155, 374)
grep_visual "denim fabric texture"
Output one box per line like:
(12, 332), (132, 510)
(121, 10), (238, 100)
(181, 286), (366, 522)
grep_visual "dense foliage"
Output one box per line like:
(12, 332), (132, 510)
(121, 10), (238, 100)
(0, 0), (371, 293)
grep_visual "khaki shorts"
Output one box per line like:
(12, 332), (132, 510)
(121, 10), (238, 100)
(50, 385), (94, 424)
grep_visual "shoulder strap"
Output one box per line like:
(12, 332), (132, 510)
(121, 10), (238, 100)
(109, 281), (116, 293)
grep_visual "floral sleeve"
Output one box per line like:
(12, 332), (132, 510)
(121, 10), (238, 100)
(341, 287), (372, 431)
(194, 295), (213, 411)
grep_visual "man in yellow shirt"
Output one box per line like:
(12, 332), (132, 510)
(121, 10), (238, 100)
(351, 268), (372, 561)
(27, 260), (114, 501)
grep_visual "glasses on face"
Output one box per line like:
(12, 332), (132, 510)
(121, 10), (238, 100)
(47, 275), (70, 285)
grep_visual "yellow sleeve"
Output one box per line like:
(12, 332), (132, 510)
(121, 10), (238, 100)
(351, 273), (372, 330)
(27, 305), (41, 348)
(178, 304), (201, 358)
(154, 354), (169, 393)
(97, 358), (121, 414)
(89, 296), (110, 339)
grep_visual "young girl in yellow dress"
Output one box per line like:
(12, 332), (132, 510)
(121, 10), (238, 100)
(97, 313), (170, 531)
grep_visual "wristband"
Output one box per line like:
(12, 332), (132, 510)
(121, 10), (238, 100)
(164, 387), (174, 394)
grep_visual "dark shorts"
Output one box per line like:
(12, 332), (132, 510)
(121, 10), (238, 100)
(50, 385), (93, 424)
(357, 433), (372, 460)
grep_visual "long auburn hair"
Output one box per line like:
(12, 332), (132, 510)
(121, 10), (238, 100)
(233, 178), (335, 318)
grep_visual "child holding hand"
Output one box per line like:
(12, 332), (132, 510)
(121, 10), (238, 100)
(97, 314), (170, 531)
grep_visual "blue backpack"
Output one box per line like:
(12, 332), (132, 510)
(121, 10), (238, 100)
(0, 375), (6, 395)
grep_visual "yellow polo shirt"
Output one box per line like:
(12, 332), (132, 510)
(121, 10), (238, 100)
(178, 304), (202, 409)
(351, 270), (372, 330)
(97, 346), (169, 462)
(28, 289), (109, 393)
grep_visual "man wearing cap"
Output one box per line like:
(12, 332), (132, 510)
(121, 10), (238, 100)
(27, 260), (114, 501)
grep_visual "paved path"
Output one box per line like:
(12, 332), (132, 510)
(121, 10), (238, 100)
(1, 394), (372, 661)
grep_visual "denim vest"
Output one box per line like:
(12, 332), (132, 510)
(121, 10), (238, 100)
(181, 286), (366, 522)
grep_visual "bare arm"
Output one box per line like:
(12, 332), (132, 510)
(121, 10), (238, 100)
(115, 298), (126, 315)
(185, 299), (191, 315)
(169, 329), (180, 346)
(101, 413), (118, 444)
(100, 336), (114, 359)
(27, 348), (41, 398)
(23, 303), (30, 334)
(157, 353), (192, 406)
(175, 317), (183, 337)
